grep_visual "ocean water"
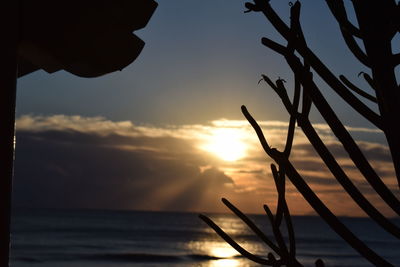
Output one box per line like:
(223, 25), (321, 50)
(10, 209), (400, 267)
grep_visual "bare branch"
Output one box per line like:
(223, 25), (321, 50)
(260, 73), (299, 157)
(326, 0), (370, 66)
(360, 72), (377, 91)
(257, 1), (383, 128)
(261, 70), (400, 235)
(301, 80), (312, 117)
(261, 37), (288, 56)
(241, 107), (393, 266)
(283, 202), (296, 258)
(199, 214), (273, 265)
(259, 74), (293, 113)
(325, 0), (362, 38)
(287, 1), (301, 53)
(263, 204), (289, 258)
(241, 105), (284, 161)
(283, 54), (400, 216)
(221, 198), (280, 254)
(270, 164), (296, 257)
(284, 76), (301, 156)
(271, 164), (285, 227)
(393, 53), (400, 67)
(340, 33), (370, 67)
(339, 75), (377, 103)
(297, 115), (400, 237)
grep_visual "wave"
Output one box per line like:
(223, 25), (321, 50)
(15, 252), (244, 264)
(15, 257), (43, 263)
(82, 252), (242, 263)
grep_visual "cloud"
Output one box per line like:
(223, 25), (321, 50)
(13, 114), (398, 216)
(13, 129), (234, 212)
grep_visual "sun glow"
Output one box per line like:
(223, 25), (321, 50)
(208, 246), (240, 267)
(211, 247), (238, 258)
(202, 128), (247, 161)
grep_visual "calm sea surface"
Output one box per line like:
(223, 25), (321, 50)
(10, 209), (400, 266)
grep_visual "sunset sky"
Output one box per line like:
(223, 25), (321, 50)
(13, 0), (397, 216)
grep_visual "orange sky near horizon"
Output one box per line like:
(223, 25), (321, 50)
(14, 115), (398, 217)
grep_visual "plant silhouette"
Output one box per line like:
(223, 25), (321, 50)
(200, 1), (400, 266)
(18, 0), (158, 78)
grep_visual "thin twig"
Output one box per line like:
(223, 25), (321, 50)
(199, 214), (273, 265)
(361, 72), (377, 91)
(325, 0), (362, 38)
(271, 164), (297, 257)
(263, 204), (290, 260)
(221, 198), (281, 254)
(339, 75), (377, 103)
(326, 0), (370, 66)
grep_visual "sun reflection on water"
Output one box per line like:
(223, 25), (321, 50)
(210, 246), (238, 258)
(187, 214), (266, 267)
(209, 258), (240, 267)
(187, 240), (243, 267)
(209, 246), (240, 267)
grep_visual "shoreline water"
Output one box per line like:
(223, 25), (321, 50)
(10, 208), (400, 266)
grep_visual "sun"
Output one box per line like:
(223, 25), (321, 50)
(201, 128), (247, 161)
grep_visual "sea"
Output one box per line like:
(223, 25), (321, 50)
(10, 208), (400, 267)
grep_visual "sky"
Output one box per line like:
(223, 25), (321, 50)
(13, 0), (398, 216)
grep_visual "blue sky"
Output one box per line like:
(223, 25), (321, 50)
(13, 0), (396, 215)
(17, 0), (373, 127)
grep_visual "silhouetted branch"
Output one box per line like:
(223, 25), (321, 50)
(263, 204), (289, 258)
(339, 26), (370, 67)
(270, 164), (285, 227)
(259, 75), (292, 112)
(221, 198), (280, 253)
(241, 106), (393, 266)
(325, 0), (362, 38)
(301, 80), (312, 117)
(339, 75), (377, 103)
(393, 53), (400, 67)
(287, 1), (301, 53)
(200, 197), (304, 266)
(261, 37), (287, 56)
(200, 198), (303, 266)
(259, 52), (396, 215)
(270, 164), (296, 257)
(298, 116), (400, 237)
(206, 1), (400, 266)
(199, 214), (273, 265)
(282, 53), (400, 215)
(326, 0), (370, 67)
(360, 72), (377, 91)
(260, 36), (382, 129)
(255, 1), (383, 129)
(259, 75), (400, 237)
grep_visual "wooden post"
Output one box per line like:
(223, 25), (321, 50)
(0, 1), (18, 266)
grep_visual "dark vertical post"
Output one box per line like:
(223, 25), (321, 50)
(0, 1), (19, 266)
